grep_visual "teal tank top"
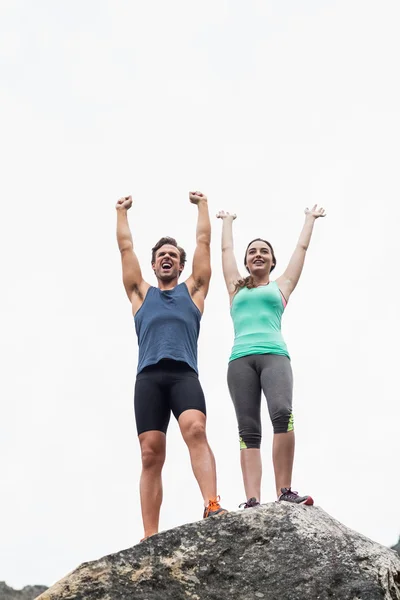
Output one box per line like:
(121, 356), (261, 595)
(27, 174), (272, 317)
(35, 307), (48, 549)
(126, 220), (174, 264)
(229, 281), (290, 362)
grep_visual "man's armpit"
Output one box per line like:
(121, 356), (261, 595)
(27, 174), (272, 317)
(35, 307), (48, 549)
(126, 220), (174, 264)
(191, 277), (205, 295)
(132, 282), (144, 300)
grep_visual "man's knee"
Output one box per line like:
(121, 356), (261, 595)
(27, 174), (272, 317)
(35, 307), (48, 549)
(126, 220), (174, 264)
(140, 444), (165, 470)
(183, 420), (206, 444)
(272, 410), (294, 434)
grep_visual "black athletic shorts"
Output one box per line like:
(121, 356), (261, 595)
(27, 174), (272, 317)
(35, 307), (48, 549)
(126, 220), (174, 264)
(134, 359), (206, 435)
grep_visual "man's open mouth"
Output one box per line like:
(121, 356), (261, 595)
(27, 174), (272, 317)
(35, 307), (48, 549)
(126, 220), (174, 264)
(162, 262), (172, 270)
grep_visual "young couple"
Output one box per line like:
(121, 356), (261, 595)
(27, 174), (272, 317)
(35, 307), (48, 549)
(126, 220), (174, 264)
(116, 191), (326, 541)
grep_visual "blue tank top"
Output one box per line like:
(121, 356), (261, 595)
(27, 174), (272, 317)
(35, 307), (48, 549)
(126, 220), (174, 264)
(134, 283), (201, 374)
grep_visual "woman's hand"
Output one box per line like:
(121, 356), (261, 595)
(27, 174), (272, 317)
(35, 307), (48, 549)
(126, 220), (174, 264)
(304, 204), (326, 219)
(216, 210), (237, 221)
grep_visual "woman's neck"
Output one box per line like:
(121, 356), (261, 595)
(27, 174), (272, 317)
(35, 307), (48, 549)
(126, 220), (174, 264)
(252, 274), (270, 287)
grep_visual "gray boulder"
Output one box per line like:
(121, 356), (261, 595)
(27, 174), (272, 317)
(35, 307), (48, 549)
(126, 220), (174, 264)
(392, 538), (400, 557)
(36, 503), (400, 600)
(0, 581), (47, 600)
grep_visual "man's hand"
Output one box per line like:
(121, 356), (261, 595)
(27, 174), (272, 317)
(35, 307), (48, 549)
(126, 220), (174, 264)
(189, 191), (207, 205)
(216, 210), (237, 221)
(304, 204), (326, 219)
(116, 196), (133, 211)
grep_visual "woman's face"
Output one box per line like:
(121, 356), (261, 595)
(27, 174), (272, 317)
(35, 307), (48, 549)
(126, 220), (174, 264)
(245, 241), (274, 276)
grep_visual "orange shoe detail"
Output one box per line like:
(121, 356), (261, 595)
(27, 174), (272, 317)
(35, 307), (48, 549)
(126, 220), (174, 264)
(203, 495), (227, 518)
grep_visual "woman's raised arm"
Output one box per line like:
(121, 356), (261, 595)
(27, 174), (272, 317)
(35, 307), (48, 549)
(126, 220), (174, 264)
(276, 205), (326, 301)
(217, 211), (242, 297)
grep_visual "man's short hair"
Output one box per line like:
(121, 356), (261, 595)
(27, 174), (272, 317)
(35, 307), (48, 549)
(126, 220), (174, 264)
(151, 237), (187, 266)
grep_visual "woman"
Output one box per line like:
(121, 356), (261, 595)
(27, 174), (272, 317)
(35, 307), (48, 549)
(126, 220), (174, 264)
(217, 205), (326, 507)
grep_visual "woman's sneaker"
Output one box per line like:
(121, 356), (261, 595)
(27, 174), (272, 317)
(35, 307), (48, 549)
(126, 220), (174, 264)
(278, 487), (314, 506)
(203, 496), (228, 518)
(239, 497), (261, 509)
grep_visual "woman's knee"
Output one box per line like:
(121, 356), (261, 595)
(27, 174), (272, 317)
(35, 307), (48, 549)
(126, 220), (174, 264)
(272, 410), (294, 434)
(239, 431), (261, 450)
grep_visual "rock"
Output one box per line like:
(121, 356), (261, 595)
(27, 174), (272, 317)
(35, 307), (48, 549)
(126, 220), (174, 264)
(392, 538), (400, 557)
(0, 581), (48, 600)
(36, 504), (400, 600)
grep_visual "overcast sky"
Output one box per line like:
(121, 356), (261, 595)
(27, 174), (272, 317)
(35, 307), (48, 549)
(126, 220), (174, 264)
(1, 0), (399, 590)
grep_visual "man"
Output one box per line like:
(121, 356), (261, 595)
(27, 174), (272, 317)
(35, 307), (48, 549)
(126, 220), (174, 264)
(116, 191), (226, 540)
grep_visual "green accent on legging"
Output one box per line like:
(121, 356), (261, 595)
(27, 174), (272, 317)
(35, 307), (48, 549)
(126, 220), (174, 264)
(287, 412), (294, 432)
(239, 436), (247, 450)
(229, 282), (290, 362)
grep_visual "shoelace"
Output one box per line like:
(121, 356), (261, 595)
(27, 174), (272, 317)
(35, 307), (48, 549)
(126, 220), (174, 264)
(205, 496), (221, 516)
(239, 498), (260, 509)
(282, 488), (299, 499)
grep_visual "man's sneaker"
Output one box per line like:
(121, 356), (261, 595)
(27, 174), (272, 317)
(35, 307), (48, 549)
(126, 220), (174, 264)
(239, 497), (261, 509)
(278, 487), (314, 506)
(203, 496), (227, 518)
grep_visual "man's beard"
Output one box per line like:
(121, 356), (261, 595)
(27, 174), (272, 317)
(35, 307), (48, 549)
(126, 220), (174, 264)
(157, 268), (178, 281)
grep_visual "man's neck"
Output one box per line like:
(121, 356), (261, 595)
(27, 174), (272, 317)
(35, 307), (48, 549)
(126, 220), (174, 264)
(157, 277), (180, 291)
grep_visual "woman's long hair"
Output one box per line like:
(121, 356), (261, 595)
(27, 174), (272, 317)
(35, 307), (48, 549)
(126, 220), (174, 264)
(233, 238), (277, 293)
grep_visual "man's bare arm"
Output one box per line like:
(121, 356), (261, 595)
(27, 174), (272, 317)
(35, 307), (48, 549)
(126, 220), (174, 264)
(186, 191), (212, 300)
(116, 196), (148, 302)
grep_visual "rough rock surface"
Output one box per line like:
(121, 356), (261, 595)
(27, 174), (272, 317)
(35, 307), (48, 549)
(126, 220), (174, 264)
(392, 538), (400, 557)
(0, 581), (48, 600)
(36, 503), (400, 600)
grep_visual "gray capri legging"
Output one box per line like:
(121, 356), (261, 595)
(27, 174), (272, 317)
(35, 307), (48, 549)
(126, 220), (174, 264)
(227, 354), (293, 449)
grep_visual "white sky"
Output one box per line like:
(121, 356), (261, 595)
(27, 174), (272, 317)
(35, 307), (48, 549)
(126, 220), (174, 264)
(1, 0), (399, 589)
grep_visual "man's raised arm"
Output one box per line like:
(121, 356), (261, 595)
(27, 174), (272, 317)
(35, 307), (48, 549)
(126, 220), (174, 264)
(116, 196), (148, 302)
(187, 191), (212, 299)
